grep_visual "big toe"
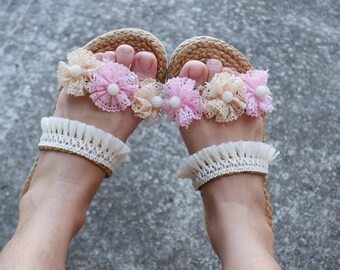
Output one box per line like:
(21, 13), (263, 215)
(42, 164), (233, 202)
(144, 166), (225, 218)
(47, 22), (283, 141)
(131, 52), (157, 81)
(116, 45), (135, 67)
(179, 60), (208, 87)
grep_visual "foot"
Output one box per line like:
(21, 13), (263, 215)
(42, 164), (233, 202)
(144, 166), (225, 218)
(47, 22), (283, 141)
(177, 60), (281, 270)
(0, 45), (157, 270)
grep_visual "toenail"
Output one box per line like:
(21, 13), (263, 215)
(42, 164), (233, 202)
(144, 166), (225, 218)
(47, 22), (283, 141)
(121, 46), (133, 54)
(188, 68), (204, 79)
(207, 59), (221, 66)
(138, 56), (153, 70)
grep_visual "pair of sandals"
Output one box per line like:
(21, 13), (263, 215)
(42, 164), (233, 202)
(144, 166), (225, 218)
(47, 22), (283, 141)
(20, 28), (278, 227)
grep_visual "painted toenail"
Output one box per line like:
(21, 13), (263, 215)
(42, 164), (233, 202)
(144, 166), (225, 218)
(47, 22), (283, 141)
(188, 68), (203, 79)
(207, 59), (220, 66)
(121, 46), (133, 54)
(138, 56), (153, 70)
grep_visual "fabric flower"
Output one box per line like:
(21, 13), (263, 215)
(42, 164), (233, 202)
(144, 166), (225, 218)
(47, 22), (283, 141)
(132, 79), (165, 123)
(57, 48), (100, 96)
(201, 72), (246, 122)
(240, 70), (273, 117)
(89, 62), (139, 112)
(163, 77), (202, 128)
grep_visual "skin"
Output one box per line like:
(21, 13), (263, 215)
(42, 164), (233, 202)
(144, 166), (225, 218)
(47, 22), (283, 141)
(0, 47), (281, 270)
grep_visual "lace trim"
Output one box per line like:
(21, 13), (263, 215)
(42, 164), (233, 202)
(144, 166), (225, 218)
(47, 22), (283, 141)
(176, 141), (279, 190)
(38, 117), (130, 176)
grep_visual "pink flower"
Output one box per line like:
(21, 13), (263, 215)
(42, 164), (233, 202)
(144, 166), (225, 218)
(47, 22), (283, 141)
(240, 70), (273, 117)
(89, 62), (139, 112)
(163, 77), (202, 128)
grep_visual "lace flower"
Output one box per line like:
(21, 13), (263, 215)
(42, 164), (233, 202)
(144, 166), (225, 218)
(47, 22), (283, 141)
(57, 48), (100, 96)
(132, 79), (165, 123)
(202, 72), (246, 122)
(240, 70), (273, 117)
(163, 77), (202, 128)
(89, 62), (139, 112)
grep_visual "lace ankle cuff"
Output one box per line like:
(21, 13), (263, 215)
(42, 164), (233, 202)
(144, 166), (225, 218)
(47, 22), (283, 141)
(177, 141), (279, 190)
(38, 117), (130, 176)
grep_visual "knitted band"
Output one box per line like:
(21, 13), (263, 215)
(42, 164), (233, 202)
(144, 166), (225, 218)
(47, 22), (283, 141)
(177, 141), (279, 190)
(38, 117), (130, 176)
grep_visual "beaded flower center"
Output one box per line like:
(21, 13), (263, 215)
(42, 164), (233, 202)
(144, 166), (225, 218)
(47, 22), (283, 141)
(69, 65), (82, 77)
(255, 86), (268, 97)
(169, 96), (181, 108)
(151, 96), (163, 108)
(107, 83), (120, 96)
(221, 91), (233, 103)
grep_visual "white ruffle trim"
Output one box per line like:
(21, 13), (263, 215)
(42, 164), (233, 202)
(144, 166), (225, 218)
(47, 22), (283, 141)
(176, 141), (279, 190)
(38, 117), (130, 176)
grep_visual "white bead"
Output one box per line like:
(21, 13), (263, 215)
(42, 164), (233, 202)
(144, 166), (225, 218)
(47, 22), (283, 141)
(255, 86), (268, 97)
(107, 83), (120, 96)
(69, 65), (82, 77)
(222, 91), (233, 103)
(169, 96), (181, 109)
(151, 96), (163, 108)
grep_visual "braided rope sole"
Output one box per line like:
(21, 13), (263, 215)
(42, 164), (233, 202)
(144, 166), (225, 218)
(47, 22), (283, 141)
(168, 36), (273, 227)
(20, 28), (167, 199)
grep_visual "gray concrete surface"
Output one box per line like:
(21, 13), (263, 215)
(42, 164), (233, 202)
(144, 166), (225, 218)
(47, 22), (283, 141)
(0, 0), (339, 269)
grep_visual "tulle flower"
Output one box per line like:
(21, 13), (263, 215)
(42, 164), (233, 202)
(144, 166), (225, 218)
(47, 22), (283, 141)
(201, 72), (246, 122)
(57, 48), (100, 96)
(132, 79), (165, 123)
(163, 77), (202, 128)
(240, 70), (273, 117)
(89, 62), (139, 112)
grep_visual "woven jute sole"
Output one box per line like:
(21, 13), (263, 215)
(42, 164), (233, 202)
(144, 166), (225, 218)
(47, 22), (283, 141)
(168, 36), (273, 228)
(20, 28), (167, 199)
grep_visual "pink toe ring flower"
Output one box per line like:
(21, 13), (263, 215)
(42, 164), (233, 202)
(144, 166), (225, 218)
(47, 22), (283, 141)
(163, 77), (203, 128)
(239, 70), (273, 117)
(89, 61), (139, 112)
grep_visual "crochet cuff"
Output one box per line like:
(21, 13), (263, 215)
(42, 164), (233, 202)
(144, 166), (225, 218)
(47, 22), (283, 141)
(176, 141), (279, 190)
(38, 117), (130, 176)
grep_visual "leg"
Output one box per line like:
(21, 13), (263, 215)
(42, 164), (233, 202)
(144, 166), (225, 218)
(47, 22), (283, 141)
(0, 45), (158, 270)
(178, 60), (281, 270)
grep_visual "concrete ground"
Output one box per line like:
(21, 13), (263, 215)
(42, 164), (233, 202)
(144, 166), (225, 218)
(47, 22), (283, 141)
(0, 0), (339, 269)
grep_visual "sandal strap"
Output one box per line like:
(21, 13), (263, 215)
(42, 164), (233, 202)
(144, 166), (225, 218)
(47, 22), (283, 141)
(38, 117), (130, 176)
(177, 141), (279, 190)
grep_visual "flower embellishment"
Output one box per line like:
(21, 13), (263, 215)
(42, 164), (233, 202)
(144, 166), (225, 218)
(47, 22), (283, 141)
(89, 62), (139, 112)
(132, 79), (165, 123)
(240, 70), (273, 117)
(57, 48), (100, 96)
(163, 77), (202, 128)
(201, 72), (246, 122)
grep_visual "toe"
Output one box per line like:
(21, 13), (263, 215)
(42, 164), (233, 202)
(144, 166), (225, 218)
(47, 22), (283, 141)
(103, 51), (116, 62)
(94, 52), (104, 61)
(116, 45), (135, 68)
(179, 60), (208, 87)
(207, 59), (223, 81)
(131, 52), (157, 81)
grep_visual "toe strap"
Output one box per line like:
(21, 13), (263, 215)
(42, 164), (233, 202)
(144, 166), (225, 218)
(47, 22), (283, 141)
(38, 117), (130, 177)
(177, 141), (279, 190)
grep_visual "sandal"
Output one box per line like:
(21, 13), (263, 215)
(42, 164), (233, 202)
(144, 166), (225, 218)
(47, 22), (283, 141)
(20, 28), (167, 198)
(166, 36), (278, 227)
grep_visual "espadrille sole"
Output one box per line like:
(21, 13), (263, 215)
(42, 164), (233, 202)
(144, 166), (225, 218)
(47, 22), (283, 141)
(20, 28), (167, 199)
(168, 36), (273, 227)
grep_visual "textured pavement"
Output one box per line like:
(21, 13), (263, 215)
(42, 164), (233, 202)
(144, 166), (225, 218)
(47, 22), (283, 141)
(0, 0), (339, 269)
